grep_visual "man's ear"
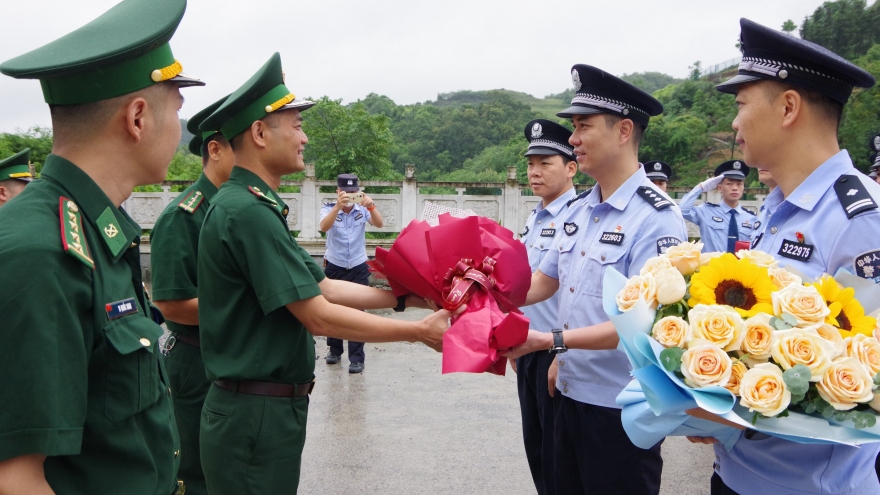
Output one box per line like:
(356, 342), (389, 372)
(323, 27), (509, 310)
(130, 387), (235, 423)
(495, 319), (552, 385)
(0, 185), (9, 202)
(617, 118), (634, 147)
(207, 139), (222, 161)
(248, 120), (269, 149)
(123, 97), (149, 143)
(780, 89), (803, 129)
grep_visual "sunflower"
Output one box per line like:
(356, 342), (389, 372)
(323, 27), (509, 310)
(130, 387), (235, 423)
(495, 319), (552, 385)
(811, 275), (876, 337)
(689, 253), (775, 317)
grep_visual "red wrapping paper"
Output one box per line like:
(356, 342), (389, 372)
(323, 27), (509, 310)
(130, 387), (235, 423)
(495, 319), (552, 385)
(369, 214), (531, 375)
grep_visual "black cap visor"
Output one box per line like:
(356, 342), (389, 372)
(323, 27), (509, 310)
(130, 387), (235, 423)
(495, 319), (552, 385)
(716, 73), (764, 95)
(556, 104), (605, 119)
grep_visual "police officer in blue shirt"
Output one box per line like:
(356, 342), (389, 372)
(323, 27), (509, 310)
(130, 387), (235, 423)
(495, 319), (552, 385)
(690, 18), (880, 495)
(516, 118), (578, 495)
(509, 64), (688, 494)
(679, 160), (756, 253)
(319, 174), (385, 373)
(642, 160), (671, 192)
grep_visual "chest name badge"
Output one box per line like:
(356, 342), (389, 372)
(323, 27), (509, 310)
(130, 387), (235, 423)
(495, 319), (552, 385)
(355, 213), (364, 221)
(599, 232), (624, 245)
(656, 236), (681, 255)
(854, 250), (880, 281)
(712, 216), (724, 222)
(106, 298), (138, 320)
(778, 239), (814, 262)
(540, 228), (556, 237)
(741, 221), (751, 228)
(521, 226), (529, 237)
(564, 222), (578, 236)
(336, 215), (342, 222)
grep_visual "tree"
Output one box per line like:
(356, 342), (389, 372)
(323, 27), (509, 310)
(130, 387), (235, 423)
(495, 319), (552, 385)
(0, 126), (53, 174)
(800, 0), (880, 60)
(839, 44), (880, 173)
(620, 72), (683, 94)
(782, 19), (797, 34)
(688, 61), (703, 81)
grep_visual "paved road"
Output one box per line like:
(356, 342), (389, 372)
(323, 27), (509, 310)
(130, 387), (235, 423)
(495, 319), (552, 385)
(298, 308), (715, 494)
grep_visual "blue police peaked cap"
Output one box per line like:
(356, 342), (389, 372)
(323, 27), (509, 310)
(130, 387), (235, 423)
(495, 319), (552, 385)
(714, 160), (750, 180)
(558, 65), (663, 127)
(643, 160), (672, 181)
(717, 18), (875, 104)
(523, 119), (576, 162)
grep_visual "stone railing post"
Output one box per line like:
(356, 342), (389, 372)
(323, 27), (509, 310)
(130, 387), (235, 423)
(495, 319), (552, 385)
(401, 164), (418, 226)
(502, 166), (520, 229)
(297, 163), (320, 239)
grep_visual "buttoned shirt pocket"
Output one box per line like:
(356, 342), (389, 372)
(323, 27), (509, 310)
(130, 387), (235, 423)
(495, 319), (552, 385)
(102, 315), (164, 425)
(582, 244), (628, 297)
(554, 237), (579, 282)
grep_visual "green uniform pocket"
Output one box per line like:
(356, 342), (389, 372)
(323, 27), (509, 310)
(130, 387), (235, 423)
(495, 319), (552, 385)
(103, 315), (164, 424)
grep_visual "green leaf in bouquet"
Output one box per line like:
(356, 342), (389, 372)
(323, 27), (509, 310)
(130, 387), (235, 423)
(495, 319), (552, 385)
(781, 313), (798, 327)
(790, 393), (805, 405)
(803, 401), (817, 414)
(820, 404), (835, 419)
(783, 365), (811, 395)
(873, 372), (880, 390)
(751, 411), (759, 425)
(776, 409), (790, 418)
(659, 347), (684, 373)
(854, 412), (878, 430)
(833, 411), (853, 422)
(770, 316), (791, 331)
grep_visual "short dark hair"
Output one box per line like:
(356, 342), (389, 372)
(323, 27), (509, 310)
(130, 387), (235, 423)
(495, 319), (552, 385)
(228, 112), (284, 151)
(201, 133), (230, 165)
(762, 82), (843, 130)
(603, 114), (645, 150)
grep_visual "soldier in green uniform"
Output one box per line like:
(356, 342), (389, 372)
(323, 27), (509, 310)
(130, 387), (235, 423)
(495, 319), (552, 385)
(0, 148), (33, 206)
(196, 52), (453, 494)
(149, 95), (233, 495)
(0, 0), (203, 493)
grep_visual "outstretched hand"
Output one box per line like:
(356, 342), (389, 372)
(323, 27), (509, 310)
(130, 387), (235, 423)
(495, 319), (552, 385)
(418, 306), (464, 352)
(501, 329), (551, 360)
(700, 175), (725, 192)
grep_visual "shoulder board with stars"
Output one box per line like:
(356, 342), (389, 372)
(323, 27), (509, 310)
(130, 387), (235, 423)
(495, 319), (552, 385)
(636, 186), (673, 210)
(58, 197), (95, 269)
(177, 189), (205, 214)
(566, 188), (592, 207)
(834, 174), (878, 219)
(705, 202), (719, 207)
(248, 186), (278, 206)
(743, 208), (756, 216)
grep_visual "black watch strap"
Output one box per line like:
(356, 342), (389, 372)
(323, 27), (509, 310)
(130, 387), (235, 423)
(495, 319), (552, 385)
(393, 295), (406, 312)
(549, 329), (567, 354)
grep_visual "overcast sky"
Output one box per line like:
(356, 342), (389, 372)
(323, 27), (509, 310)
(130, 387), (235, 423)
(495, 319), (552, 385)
(0, 0), (832, 133)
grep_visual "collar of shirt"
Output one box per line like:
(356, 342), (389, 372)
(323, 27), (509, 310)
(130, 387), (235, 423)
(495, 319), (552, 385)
(194, 171), (220, 203)
(40, 154), (139, 262)
(534, 187), (577, 216)
(587, 166), (646, 210)
(339, 203), (365, 216)
(769, 149), (853, 215)
(229, 166), (285, 207)
(718, 202), (737, 214)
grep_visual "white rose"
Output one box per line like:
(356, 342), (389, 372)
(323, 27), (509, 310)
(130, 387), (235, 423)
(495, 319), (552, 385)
(640, 256), (674, 277)
(815, 323), (846, 360)
(664, 241), (703, 276)
(736, 250), (779, 270)
(846, 333), (880, 377)
(699, 251), (725, 267)
(770, 328), (835, 381)
(725, 360), (749, 395)
(739, 313), (775, 366)
(681, 341), (733, 388)
(616, 274), (658, 312)
(772, 283), (830, 328)
(768, 267), (803, 289)
(739, 363), (792, 417)
(652, 316), (690, 348)
(816, 357), (875, 410)
(654, 266), (687, 305)
(688, 304), (745, 352)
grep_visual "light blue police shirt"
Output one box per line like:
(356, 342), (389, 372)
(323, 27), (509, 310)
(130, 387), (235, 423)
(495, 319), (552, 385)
(321, 202), (371, 268)
(520, 187), (577, 333)
(678, 184), (756, 252)
(715, 150), (880, 494)
(538, 167), (688, 408)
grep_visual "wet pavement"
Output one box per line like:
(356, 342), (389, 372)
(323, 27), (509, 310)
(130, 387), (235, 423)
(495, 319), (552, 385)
(298, 308), (714, 494)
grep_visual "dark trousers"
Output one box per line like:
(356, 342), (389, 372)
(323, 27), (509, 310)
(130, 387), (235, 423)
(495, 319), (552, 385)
(516, 350), (559, 495)
(710, 473), (740, 494)
(324, 261), (369, 364)
(554, 395), (663, 495)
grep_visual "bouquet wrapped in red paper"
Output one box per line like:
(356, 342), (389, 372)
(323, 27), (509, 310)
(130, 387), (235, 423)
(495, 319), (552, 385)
(369, 214), (531, 375)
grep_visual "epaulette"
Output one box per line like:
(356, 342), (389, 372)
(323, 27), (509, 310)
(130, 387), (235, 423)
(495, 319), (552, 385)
(177, 189), (205, 214)
(834, 174), (878, 219)
(705, 202), (719, 207)
(248, 186), (278, 206)
(742, 208), (756, 216)
(566, 188), (592, 207)
(636, 186), (673, 210)
(58, 197), (95, 269)
(323, 202), (337, 208)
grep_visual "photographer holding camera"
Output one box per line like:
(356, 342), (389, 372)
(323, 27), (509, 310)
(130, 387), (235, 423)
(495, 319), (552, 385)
(318, 174), (385, 373)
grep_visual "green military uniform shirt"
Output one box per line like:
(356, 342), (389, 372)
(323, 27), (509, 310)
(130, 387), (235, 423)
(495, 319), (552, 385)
(150, 172), (218, 335)
(198, 166), (324, 384)
(0, 155), (179, 494)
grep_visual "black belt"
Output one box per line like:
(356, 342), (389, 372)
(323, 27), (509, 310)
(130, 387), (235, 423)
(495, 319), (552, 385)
(214, 379), (315, 397)
(176, 333), (200, 347)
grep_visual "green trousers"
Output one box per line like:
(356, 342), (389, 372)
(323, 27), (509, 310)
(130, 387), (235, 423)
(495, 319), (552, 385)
(165, 339), (211, 495)
(200, 384), (309, 494)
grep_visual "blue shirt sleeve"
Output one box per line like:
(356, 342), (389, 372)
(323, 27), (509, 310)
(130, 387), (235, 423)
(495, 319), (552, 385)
(678, 184), (705, 226)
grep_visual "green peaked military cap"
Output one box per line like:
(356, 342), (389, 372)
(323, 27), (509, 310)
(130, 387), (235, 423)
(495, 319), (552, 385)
(200, 52), (314, 141)
(0, 0), (204, 105)
(0, 149), (33, 182)
(187, 94), (231, 156)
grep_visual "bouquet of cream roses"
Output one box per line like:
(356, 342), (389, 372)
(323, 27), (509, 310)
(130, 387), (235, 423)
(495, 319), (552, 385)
(606, 242), (880, 446)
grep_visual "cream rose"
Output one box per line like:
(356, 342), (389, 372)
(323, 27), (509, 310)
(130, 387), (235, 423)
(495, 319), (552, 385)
(739, 363), (791, 417)
(681, 341), (733, 388)
(688, 304), (745, 352)
(664, 241), (703, 276)
(846, 333), (880, 377)
(770, 328), (835, 381)
(652, 316), (690, 348)
(816, 357), (875, 410)
(738, 313), (775, 366)
(724, 360), (749, 395)
(616, 274), (658, 312)
(772, 283), (830, 328)
(768, 267), (803, 288)
(654, 266), (687, 305)
(640, 256), (674, 277)
(736, 250), (779, 270)
(870, 393), (880, 413)
(816, 323), (846, 360)
(699, 251), (724, 267)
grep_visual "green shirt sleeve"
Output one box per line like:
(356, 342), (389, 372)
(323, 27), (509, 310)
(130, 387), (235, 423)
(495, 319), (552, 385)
(228, 203), (324, 314)
(150, 207), (200, 301)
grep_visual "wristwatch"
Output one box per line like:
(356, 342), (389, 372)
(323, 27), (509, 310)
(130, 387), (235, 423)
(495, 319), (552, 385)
(393, 295), (406, 313)
(549, 329), (567, 354)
